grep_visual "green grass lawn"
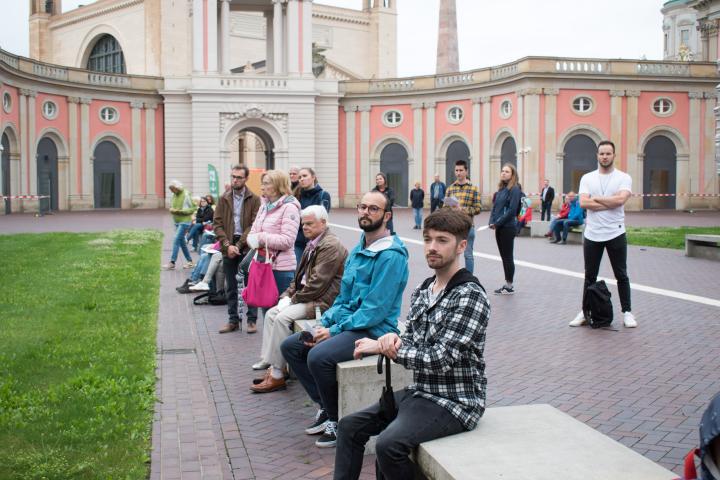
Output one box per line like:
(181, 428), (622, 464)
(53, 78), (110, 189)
(626, 226), (720, 250)
(0, 230), (161, 480)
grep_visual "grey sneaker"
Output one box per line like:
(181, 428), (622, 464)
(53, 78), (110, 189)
(305, 409), (329, 435)
(493, 286), (515, 295)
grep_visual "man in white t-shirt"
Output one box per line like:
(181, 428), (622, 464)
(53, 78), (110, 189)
(569, 140), (637, 328)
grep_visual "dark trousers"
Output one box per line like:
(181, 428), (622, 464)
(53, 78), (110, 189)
(553, 219), (582, 241)
(583, 233), (631, 312)
(334, 389), (465, 480)
(430, 198), (443, 213)
(222, 247), (257, 325)
(541, 200), (552, 221)
(495, 226), (516, 283)
(280, 330), (371, 421)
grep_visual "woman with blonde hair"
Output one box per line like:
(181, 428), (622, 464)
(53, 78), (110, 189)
(488, 163), (522, 295)
(242, 169), (301, 333)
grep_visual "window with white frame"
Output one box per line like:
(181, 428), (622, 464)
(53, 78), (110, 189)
(2, 92), (11, 113)
(500, 100), (512, 119)
(42, 101), (58, 120)
(382, 110), (403, 127)
(680, 29), (690, 47)
(572, 96), (593, 114)
(652, 98), (674, 116)
(447, 106), (464, 123)
(99, 106), (119, 124)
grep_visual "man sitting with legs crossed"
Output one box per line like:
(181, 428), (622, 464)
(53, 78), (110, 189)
(334, 208), (491, 480)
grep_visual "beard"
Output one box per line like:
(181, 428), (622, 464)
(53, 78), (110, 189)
(425, 253), (454, 270)
(358, 215), (385, 233)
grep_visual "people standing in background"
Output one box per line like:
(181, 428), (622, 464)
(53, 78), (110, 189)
(488, 164), (522, 295)
(293, 167), (332, 263)
(289, 166), (301, 191)
(410, 181), (425, 229)
(372, 172), (396, 235)
(429, 174), (446, 213)
(540, 179), (555, 221)
(163, 180), (197, 270)
(445, 160), (482, 273)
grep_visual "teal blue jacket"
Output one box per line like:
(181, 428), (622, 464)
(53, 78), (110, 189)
(321, 234), (409, 338)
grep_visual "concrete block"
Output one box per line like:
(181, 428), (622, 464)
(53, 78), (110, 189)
(685, 234), (720, 261)
(530, 220), (550, 237)
(416, 404), (676, 480)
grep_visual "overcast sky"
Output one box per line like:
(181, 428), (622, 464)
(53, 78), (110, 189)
(0, 0), (665, 77)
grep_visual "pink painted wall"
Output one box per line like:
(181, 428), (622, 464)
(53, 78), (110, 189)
(338, 107), (346, 198)
(637, 92), (689, 145)
(369, 105), (414, 154)
(435, 100), (472, 145)
(490, 93), (518, 142)
(89, 100), (133, 153)
(2, 86), (20, 136)
(35, 93), (69, 143)
(556, 89), (611, 142)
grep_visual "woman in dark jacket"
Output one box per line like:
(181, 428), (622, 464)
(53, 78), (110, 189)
(187, 197), (214, 252)
(372, 172), (395, 234)
(293, 167), (332, 263)
(489, 163), (522, 295)
(409, 181), (425, 229)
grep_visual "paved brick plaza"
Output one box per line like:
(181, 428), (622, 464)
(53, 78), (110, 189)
(2, 208), (719, 479)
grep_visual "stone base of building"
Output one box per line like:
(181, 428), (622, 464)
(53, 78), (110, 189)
(131, 194), (162, 209)
(69, 195), (95, 211)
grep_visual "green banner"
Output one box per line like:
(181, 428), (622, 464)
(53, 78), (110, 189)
(208, 164), (219, 201)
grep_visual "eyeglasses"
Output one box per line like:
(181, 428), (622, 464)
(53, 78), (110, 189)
(231, 175), (246, 180)
(357, 204), (384, 214)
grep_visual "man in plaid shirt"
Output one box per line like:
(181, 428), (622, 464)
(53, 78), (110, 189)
(445, 160), (481, 273)
(333, 208), (490, 480)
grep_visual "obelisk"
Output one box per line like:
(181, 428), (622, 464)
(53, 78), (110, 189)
(436, 0), (459, 74)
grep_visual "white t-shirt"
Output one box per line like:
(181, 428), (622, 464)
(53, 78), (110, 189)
(578, 168), (632, 242)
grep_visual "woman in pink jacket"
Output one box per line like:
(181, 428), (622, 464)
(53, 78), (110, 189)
(245, 170), (301, 332)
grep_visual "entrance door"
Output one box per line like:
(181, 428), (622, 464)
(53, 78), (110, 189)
(380, 143), (409, 207)
(445, 140), (470, 185)
(563, 134), (597, 193)
(500, 137), (517, 169)
(93, 141), (121, 208)
(36, 137), (59, 212)
(643, 136), (676, 209)
(2, 133), (10, 214)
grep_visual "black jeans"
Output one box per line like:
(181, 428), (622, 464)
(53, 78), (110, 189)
(334, 389), (466, 480)
(430, 198), (443, 213)
(222, 248), (257, 325)
(541, 200), (552, 221)
(583, 233), (631, 312)
(280, 330), (371, 422)
(495, 226), (516, 283)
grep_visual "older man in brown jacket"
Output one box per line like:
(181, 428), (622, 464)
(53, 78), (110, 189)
(251, 205), (348, 393)
(214, 165), (262, 334)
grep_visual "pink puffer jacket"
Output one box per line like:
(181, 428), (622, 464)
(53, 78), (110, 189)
(250, 195), (301, 272)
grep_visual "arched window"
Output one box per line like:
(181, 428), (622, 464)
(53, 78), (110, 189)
(87, 35), (126, 74)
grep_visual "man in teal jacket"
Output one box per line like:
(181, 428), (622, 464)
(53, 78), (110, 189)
(280, 190), (409, 449)
(550, 193), (585, 244)
(162, 179), (196, 270)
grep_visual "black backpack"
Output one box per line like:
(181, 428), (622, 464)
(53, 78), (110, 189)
(583, 280), (614, 329)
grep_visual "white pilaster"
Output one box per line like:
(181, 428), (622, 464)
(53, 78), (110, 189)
(145, 103), (158, 199)
(192, 0), (204, 72)
(301, 0), (313, 76)
(67, 97), (79, 198)
(206, 0), (218, 73)
(471, 97), (481, 194)
(266, 11), (274, 74)
(273, 0), (284, 74)
(359, 105), (371, 191)
(80, 97), (92, 201)
(286, 0), (300, 75)
(425, 101), (438, 182)
(131, 102), (143, 200)
(412, 102), (423, 189)
(345, 105), (356, 196)
(24, 90), (37, 196)
(18, 91), (28, 198)
(480, 96), (491, 202)
(220, 0), (230, 74)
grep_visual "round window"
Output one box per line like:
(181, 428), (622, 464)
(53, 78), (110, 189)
(2, 92), (11, 113)
(447, 106), (464, 124)
(42, 101), (58, 120)
(652, 98), (674, 116)
(572, 96), (593, 114)
(382, 110), (403, 127)
(99, 106), (119, 124)
(500, 100), (512, 119)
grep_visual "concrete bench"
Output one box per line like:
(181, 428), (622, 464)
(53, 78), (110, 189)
(530, 220), (550, 237)
(416, 404), (675, 480)
(516, 223), (531, 237)
(567, 225), (585, 244)
(686, 234), (720, 261)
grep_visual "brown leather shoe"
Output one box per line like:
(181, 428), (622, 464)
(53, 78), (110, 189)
(252, 368), (271, 385)
(246, 322), (257, 334)
(250, 374), (286, 393)
(219, 323), (239, 334)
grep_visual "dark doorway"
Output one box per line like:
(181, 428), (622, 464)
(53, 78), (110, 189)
(563, 134), (597, 194)
(380, 143), (409, 207)
(643, 136), (677, 209)
(2, 133), (11, 214)
(36, 137), (59, 212)
(238, 127), (275, 170)
(445, 140), (471, 185)
(500, 137), (517, 169)
(94, 141), (121, 208)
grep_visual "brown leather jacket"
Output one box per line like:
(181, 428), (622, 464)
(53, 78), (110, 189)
(213, 187), (261, 256)
(283, 229), (348, 318)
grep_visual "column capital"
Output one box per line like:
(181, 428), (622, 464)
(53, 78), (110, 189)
(411, 101), (424, 109)
(543, 88), (559, 96)
(343, 105), (357, 113)
(689, 91), (705, 99)
(470, 96), (484, 104)
(423, 101), (436, 109)
(479, 96), (492, 104)
(79, 97), (92, 105)
(703, 91), (717, 100)
(625, 90), (641, 98)
(517, 88), (542, 97)
(144, 102), (159, 110)
(130, 101), (145, 109)
(67, 96), (80, 104)
(357, 105), (372, 112)
(609, 90), (626, 97)
(20, 88), (37, 98)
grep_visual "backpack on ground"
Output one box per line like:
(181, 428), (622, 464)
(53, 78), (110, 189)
(583, 280), (614, 329)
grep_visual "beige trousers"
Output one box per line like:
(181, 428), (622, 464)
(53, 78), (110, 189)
(261, 302), (310, 369)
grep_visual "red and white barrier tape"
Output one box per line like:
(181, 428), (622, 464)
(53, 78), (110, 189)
(505, 192), (720, 198)
(0, 195), (50, 199)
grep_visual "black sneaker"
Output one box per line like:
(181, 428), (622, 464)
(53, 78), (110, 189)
(176, 279), (190, 292)
(315, 421), (337, 448)
(305, 409), (329, 435)
(493, 286), (515, 295)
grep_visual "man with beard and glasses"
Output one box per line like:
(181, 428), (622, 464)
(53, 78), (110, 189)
(333, 208), (490, 480)
(280, 191), (409, 448)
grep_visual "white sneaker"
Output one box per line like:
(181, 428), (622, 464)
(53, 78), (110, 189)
(569, 310), (587, 327)
(189, 281), (210, 291)
(623, 311), (637, 328)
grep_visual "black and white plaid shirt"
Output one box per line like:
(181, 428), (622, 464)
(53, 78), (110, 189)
(395, 269), (490, 430)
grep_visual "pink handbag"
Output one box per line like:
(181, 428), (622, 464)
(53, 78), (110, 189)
(241, 249), (279, 308)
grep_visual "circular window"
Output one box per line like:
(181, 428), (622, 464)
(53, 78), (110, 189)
(42, 101), (58, 120)
(447, 106), (464, 124)
(2, 92), (11, 113)
(652, 98), (674, 117)
(382, 110), (403, 128)
(571, 96), (594, 115)
(500, 100), (512, 119)
(99, 106), (119, 124)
